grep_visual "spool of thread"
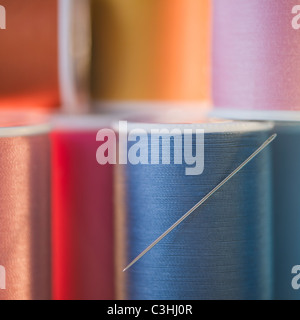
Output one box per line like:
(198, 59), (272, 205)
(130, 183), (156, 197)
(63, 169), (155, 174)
(91, 0), (210, 104)
(52, 115), (115, 300)
(212, 0), (300, 120)
(116, 120), (274, 300)
(273, 123), (300, 300)
(212, 1), (300, 299)
(0, 0), (90, 111)
(0, 111), (51, 300)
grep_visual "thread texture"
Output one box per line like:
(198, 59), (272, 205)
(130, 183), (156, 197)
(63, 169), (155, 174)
(91, 0), (210, 102)
(122, 125), (273, 299)
(0, 0), (90, 110)
(213, 0), (300, 112)
(273, 123), (300, 300)
(0, 121), (51, 300)
(52, 122), (115, 300)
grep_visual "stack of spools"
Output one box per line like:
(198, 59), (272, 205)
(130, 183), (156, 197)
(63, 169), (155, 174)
(1, 0), (297, 301)
(91, 0), (277, 300)
(212, 0), (300, 299)
(90, 0), (212, 300)
(0, 0), (91, 300)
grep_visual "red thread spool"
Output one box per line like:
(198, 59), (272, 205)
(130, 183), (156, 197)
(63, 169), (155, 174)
(52, 115), (115, 300)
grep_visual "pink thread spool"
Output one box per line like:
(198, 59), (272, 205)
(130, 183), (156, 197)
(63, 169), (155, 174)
(212, 0), (300, 120)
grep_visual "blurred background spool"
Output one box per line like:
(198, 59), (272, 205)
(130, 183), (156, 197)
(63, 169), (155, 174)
(116, 120), (274, 300)
(212, 0), (300, 120)
(273, 123), (300, 300)
(91, 0), (210, 109)
(0, 110), (51, 300)
(212, 0), (300, 299)
(0, 0), (90, 112)
(52, 115), (115, 300)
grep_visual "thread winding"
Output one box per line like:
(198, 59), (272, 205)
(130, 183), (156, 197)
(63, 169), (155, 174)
(52, 115), (115, 300)
(118, 121), (273, 300)
(273, 123), (300, 300)
(0, 112), (51, 300)
(212, 0), (300, 119)
(91, 0), (210, 103)
(0, 0), (90, 111)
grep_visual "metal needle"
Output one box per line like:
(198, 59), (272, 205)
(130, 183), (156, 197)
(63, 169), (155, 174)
(123, 133), (277, 272)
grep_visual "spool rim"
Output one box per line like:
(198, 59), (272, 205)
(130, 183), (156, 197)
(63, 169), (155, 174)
(51, 113), (121, 130)
(211, 109), (300, 122)
(0, 110), (51, 137)
(118, 120), (274, 134)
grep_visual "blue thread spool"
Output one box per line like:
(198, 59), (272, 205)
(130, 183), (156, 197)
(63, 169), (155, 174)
(119, 121), (274, 300)
(273, 123), (300, 300)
